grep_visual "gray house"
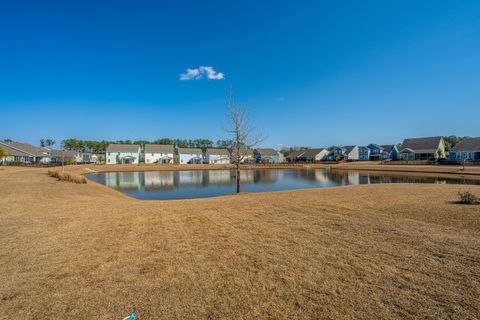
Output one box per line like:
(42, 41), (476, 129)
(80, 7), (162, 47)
(399, 137), (446, 160)
(449, 137), (480, 161)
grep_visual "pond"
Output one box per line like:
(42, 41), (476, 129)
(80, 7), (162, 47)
(84, 169), (480, 200)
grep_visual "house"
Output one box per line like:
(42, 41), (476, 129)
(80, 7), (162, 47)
(144, 144), (174, 164)
(178, 148), (203, 164)
(45, 149), (80, 163)
(77, 152), (99, 164)
(286, 149), (306, 163)
(231, 148), (255, 163)
(106, 144), (141, 165)
(368, 144), (399, 160)
(289, 148), (330, 162)
(346, 146), (370, 161)
(399, 137), (446, 161)
(0, 141), (51, 164)
(204, 148), (230, 164)
(449, 137), (480, 161)
(254, 148), (284, 163)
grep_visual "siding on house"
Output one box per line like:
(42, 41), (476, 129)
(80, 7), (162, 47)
(399, 137), (446, 160)
(178, 148), (203, 164)
(106, 144), (141, 165)
(449, 137), (480, 161)
(204, 148), (230, 164)
(254, 148), (284, 163)
(144, 144), (174, 164)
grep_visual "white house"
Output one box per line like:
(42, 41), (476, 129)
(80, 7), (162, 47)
(106, 144), (141, 165)
(204, 148), (230, 164)
(178, 148), (203, 164)
(144, 144), (174, 164)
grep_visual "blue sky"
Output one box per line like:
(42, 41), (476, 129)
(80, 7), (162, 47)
(1, 1), (479, 148)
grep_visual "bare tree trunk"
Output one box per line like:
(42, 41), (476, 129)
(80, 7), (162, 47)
(236, 163), (240, 193)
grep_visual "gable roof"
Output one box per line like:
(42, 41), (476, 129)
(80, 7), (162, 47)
(0, 141), (49, 157)
(106, 144), (141, 153)
(286, 149), (306, 159)
(0, 142), (32, 157)
(178, 147), (202, 155)
(144, 144), (174, 154)
(381, 145), (395, 153)
(400, 137), (442, 153)
(255, 148), (278, 156)
(451, 137), (480, 152)
(206, 148), (230, 156)
(344, 145), (356, 154)
(301, 148), (328, 158)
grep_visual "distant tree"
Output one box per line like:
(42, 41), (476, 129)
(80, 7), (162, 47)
(3, 139), (13, 143)
(40, 139), (45, 147)
(223, 89), (264, 193)
(45, 139), (55, 147)
(443, 136), (469, 151)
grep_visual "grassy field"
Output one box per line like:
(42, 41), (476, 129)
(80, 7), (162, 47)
(0, 166), (479, 319)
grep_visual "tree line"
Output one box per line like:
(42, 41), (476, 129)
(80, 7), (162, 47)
(60, 138), (235, 153)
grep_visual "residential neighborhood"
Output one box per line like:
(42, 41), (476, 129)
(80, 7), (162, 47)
(1, 136), (479, 166)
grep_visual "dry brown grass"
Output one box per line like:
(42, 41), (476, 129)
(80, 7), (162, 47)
(0, 167), (480, 319)
(47, 170), (87, 184)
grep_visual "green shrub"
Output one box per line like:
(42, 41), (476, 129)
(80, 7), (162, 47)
(457, 191), (479, 205)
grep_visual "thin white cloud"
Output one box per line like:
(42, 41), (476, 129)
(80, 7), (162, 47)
(179, 66), (225, 81)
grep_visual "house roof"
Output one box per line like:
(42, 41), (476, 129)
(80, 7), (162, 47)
(344, 145), (356, 154)
(400, 137), (442, 153)
(286, 149), (306, 159)
(106, 144), (141, 153)
(49, 149), (78, 158)
(178, 147), (202, 154)
(144, 144), (174, 154)
(0, 143), (32, 157)
(255, 148), (278, 156)
(301, 148), (328, 158)
(451, 137), (480, 152)
(381, 145), (395, 153)
(0, 141), (49, 157)
(206, 148), (230, 156)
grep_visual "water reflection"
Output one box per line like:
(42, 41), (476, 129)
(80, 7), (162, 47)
(85, 169), (480, 200)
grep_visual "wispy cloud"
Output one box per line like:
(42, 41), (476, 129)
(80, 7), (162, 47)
(179, 66), (225, 81)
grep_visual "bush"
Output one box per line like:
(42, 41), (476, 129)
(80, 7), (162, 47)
(48, 170), (87, 184)
(457, 191), (480, 205)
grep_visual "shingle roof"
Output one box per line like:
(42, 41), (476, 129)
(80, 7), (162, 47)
(400, 137), (442, 153)
(144, 144), (174, 154)
(301, 148), (328, 158)
(178, 147), (202, 154)
(255, 148), (278, 156)
(381, 145), (395, 153)
(106, 144), (141, 153)
(286, 149), (306, 159)
(0, 141), (48, 157)
(0, 142), (32, 157)
(344, 145), (356, 154)
(451, 137), (480, 152)
(206, 148), (230, 156)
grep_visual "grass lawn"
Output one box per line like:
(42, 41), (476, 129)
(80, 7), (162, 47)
(0, 167), (479, 319)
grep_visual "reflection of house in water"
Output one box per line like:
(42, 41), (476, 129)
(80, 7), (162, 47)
(346, 171), (360, 185)
(253, 170), (282, 184)
(314, 170), (330, 184)
(207, 170), (233, 185)
(240, 170), (254, 183)
(105, 172), (141, 191)
(144, 171), (174, 191)
(176, 171), (204, 187)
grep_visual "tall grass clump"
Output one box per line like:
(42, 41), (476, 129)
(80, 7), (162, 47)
(48, 170), (87, 184)
(457, 191), (480, 205)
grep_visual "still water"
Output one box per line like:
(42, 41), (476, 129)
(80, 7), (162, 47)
(85, 169), (480, 200)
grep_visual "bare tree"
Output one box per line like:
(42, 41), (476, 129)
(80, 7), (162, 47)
(223, 89), (264, 193)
